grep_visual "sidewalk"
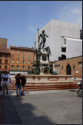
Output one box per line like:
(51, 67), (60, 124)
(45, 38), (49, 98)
(0, 95), (4, 124)
(0, 89), (82, 124)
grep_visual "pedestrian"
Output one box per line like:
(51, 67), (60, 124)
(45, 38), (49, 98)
(15, 73), (22, 97)
(20, 74), (26, 96)
(1, 70), (11, 95)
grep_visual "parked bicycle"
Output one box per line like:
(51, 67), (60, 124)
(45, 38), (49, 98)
(77, 81), (82, 97)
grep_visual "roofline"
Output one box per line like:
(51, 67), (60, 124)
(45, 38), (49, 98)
(0, 38), (7, 40)
(61, 36), (81, 40)
(0, 52), (10, 54)
(9, 46), (35, 51)
(54, 55), (82, 63)
(50, 19), (80, 26)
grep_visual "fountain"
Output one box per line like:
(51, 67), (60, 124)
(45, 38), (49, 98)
(22, 29), (74, 90)
(30, 30), (57, 75)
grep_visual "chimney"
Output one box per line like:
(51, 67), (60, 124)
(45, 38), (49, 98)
(19, 45), (20, 47)
(26, 46), (27, 48)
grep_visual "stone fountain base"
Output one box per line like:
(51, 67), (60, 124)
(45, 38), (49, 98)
(9, 74), (79, 91)
(23, 74), (74, 85)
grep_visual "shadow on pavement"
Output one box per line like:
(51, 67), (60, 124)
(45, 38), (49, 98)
(2, 94), (56, 124)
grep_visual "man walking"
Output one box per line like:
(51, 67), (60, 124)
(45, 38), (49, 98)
(1, 70), (11, 95)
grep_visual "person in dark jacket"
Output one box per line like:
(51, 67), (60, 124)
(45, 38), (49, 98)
(15, 73), (22, 97)
(20, 74), (26, 96)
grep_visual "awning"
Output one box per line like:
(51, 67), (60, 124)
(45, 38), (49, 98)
(63, 37), (82, 41)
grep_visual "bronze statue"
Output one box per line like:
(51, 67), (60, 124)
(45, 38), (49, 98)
(38, 30), (49, 48)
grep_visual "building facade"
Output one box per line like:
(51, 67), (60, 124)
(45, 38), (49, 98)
(54, 56), (82, 78)
(59, 37), (82, 60)
(9, 46), (35, 75)
(0, 49), (11, 73)
(0, 38), (7, 50)
(0, 38), (10, 73)
(36, 20), (82, 61)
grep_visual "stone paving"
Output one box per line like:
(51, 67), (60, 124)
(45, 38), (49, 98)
(0, 89), (82, 124)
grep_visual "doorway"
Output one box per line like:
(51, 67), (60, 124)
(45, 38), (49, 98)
(66, 64), (71, 75)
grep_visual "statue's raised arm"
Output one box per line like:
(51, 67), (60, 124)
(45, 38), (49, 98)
(45, 34), (49, 37)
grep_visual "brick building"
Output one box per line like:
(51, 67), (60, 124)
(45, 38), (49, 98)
(54, 56), (82, 78)
(0, 38), (11, 73)
(9, 46), (35, 75)
(0, 38), (7, 50)
(0, 49), (11, 73)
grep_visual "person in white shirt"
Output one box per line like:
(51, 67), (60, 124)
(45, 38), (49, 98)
(1, 70), (11, 95)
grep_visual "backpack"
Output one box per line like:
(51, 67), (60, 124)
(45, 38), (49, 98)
(22, 77), (26, 84)
(3, 74), (9, 82)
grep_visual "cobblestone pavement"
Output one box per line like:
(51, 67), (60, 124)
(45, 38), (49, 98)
(0, 89), (82, 124)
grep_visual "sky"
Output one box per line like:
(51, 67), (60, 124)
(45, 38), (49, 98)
(0, 1), (82, 48)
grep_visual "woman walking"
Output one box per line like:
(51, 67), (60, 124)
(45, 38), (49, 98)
(15, 73), (22, 97)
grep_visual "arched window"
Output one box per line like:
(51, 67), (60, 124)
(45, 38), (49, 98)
(22, 60), (25, 64)
(17, 55), (19, 58)
(22, 66), (25, 70)
(28, 66), (30, 71)
(16, 65), (19, 70)
(23, 56), (25, 59)
(5, 66), (7, 69)
(11, 65), (14, 70)
(12, 55), (14, 58)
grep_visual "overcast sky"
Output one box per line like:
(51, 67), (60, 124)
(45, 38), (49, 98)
(0, 1), (82, 48)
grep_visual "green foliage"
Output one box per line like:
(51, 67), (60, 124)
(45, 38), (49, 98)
(51, 71), (58, 75)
